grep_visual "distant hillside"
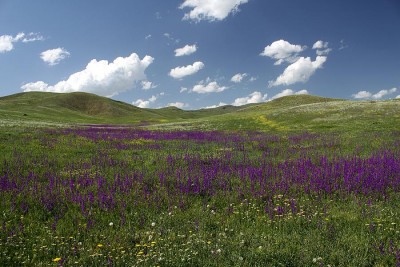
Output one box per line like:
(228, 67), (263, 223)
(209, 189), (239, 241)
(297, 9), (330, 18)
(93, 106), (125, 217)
(185, 95), (399, 134)
(146, 105), (242, 120)
(0, 92), (245, 124)
(0, 92), (166, 124)
(1, 92), (399, 134)
(148, 94), (400, 134)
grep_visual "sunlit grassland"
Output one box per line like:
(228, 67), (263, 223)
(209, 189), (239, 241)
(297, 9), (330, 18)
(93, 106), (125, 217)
(1, 92), (399, 133)
(1, 93), (400, 266)
(148, 98), (400, 136)
(1, 126), (400, 266)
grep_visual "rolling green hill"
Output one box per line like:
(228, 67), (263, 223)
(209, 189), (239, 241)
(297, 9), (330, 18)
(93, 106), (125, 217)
(148, 95), (400, 135)
(0, 92), (168, 124)
(0, 92), (399, 134)
(0, 92), (245, 125)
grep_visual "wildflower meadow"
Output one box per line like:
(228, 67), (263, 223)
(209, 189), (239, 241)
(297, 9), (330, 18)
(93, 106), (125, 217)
(1, 127), (399, 266)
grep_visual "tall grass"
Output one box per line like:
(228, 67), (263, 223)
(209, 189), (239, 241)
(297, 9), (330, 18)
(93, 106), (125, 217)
(1, 127), (399, 266)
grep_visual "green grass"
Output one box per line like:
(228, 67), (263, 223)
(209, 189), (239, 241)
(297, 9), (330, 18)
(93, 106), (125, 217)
(0, 126), (400, 266)
(0, 92), (165, 124)
(0, 92), (400, 265)
(1, 92), (399, 136)
(0, 92), (243, 125)
(176, 96), (400, 134)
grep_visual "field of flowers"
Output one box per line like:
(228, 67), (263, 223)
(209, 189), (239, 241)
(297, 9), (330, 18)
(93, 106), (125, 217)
(1, 126), (400, 266)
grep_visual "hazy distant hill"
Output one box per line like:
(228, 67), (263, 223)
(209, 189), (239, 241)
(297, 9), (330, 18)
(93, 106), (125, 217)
(0, 92), (399, 134)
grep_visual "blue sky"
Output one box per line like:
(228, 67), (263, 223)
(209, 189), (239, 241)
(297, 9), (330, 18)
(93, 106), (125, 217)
(1, 0), (399, 109)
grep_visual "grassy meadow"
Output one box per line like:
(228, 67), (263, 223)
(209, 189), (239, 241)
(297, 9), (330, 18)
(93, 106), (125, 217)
(1, 92), (400, 266)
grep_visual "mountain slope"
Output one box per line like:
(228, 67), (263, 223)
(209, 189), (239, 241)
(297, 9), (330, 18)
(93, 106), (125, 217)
(149, 95), (400, 134)
(0, 92), (167, 124)
(0, 91), (249, 124)
(0, 92), (399, 135)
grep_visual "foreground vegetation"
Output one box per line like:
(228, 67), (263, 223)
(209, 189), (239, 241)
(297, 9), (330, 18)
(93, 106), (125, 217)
(1, 126), (400, 266)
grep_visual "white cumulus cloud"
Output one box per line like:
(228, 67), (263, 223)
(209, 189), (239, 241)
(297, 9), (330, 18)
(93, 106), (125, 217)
(133, 99), (150, 108)
(133, 94), (158, 108)
(204, 102), (227, 109)
(352, 91), (372, 99)
(372, 88), (397, 99)
(270, 89), (309, 100)
(180, 0), (249, 22)
(40, 48), (70, 66)
(141, 80), (157, 90)
(231, 73), (248, 83)
(0, 32), (43, 53)
(352, 88), (397, 99)
(269, 56), (327, 87)
(169, 61), (204, 79)
(312, 40), (332, 56)
(232, 91), (268, 106)
(231, 89), (308, 106)
(22, 53), (154, 97)
(0, 35), (16, 53)
(295, 89), (309, 95)
(21, 81), (49, 92)
(175, 44), (197, 56)
(21, 32), (44, 43)
(312, 40), (328, 49)
(260, 40), (306, 65)
(192, 79), (228, 94)
(168, 102), (188, 109)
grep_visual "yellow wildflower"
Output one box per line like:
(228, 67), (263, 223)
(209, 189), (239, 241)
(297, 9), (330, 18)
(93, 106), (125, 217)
(97, 244), (103, 248)
(52, 257), (62, 262)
